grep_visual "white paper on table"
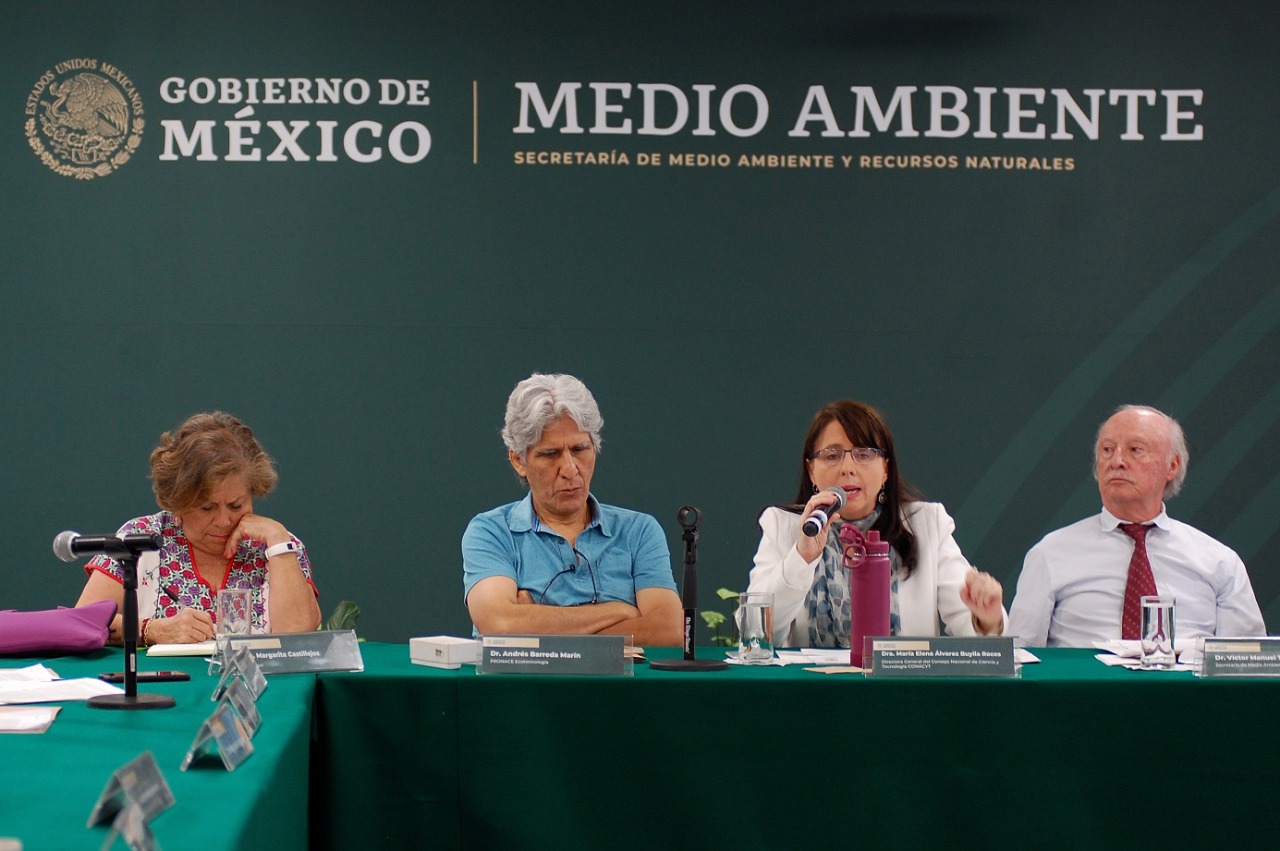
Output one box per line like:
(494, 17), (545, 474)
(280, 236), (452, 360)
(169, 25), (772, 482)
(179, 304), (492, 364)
(0, 705), (60, 733)
(724, 651), (787, 666)
(1095, 652), (1139, 667)
(0, 678), (122, 705)
(775, 649), (854, 666)
(1093, 653), (1193, 672)
(1015, 649), (1041, 665)
(146, 640), (218, 657)
(1094, 639), (1143, 658)
(1094, 639), (1194, 662)
(0, 664), (58, 682)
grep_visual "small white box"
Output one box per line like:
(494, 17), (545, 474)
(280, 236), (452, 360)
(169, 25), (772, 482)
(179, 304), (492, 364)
(409, 635), (481, 669)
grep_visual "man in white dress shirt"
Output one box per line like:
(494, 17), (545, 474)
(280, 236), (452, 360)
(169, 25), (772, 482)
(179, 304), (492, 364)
(1008, 405), (1265, 647)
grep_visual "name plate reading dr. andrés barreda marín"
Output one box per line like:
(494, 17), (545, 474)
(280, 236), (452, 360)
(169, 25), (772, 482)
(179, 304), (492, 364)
(478, 634), (631, 676)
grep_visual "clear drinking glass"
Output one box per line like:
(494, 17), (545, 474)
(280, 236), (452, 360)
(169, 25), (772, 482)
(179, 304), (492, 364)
(736, 591), (775, 664)
(1140, 595), (1176, 669)
(216, 588), (251, 638)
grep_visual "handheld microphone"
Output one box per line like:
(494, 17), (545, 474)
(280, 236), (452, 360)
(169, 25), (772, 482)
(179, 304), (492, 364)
(801, 486), (847, 537)
(53, 531), (162, 562)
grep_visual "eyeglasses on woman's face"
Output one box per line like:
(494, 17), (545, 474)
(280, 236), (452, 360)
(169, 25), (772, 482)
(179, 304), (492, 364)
(807, 446), (886, 466)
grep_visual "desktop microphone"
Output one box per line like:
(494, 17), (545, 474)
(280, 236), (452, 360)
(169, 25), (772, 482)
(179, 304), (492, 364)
(53, 531), (162, 562)
(801, 486), (847, 537)
(648, 505), (728, 672)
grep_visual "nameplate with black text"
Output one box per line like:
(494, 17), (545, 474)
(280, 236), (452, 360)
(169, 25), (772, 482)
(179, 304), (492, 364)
(218, 629), (364, 675)
(865, 636), (1019, 678)
(478, 635), (631, 676)
(1197, 638), (1280, 678)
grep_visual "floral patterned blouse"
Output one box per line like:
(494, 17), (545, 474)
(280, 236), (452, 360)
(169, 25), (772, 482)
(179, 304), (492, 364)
(84, 511), (317, 633)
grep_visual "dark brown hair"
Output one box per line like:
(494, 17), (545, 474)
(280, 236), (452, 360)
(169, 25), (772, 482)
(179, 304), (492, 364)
(789, 400), (921, 576)
(150, 411), (278, 513)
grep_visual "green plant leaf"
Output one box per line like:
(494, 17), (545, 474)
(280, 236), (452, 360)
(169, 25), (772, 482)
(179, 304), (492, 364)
(701, 611), (726, 629)
(324, 600), (361, 632)
(715, 587), (740, 601)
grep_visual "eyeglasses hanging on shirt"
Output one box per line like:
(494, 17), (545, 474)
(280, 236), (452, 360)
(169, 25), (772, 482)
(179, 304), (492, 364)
(535, 547), (599, 605)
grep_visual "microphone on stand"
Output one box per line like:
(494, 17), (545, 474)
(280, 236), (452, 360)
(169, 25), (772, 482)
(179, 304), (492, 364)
(648, 505), (729, 672)
(51, 529), (173, 711)
(53, 531), (162, 562)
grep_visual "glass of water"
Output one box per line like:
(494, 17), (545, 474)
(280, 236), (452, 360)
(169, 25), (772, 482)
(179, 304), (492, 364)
(736, 592), (775, 664)
(216, 588), (251, 638)
(1140, 595), (1176, 669)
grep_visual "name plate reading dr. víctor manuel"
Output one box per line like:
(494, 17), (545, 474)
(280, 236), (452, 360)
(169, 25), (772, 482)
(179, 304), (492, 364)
(478, 635), (631, 676)
(865, 636), (1018, 678)
(1197, 638), (1280, 678)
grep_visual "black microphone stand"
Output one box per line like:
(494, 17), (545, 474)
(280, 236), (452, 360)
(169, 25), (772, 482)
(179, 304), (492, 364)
(649, 506), (728, 672)
(88, 536), (175, 710)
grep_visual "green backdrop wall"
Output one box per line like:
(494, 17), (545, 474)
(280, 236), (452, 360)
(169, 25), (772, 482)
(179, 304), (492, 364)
(3, 2), (1277, 642)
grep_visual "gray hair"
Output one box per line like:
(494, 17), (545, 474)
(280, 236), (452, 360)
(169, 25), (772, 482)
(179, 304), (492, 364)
(1093, 404), (1189, 498)
(501, 373), (604, 460)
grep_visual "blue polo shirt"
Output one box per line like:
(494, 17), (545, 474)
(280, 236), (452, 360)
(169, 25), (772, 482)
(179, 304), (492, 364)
(462, 493), (676, 607)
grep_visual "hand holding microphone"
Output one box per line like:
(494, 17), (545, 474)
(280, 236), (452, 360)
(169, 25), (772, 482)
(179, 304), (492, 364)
(802, 486), (847, 537)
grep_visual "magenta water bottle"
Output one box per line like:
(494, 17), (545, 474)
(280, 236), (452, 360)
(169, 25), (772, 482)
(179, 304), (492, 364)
(841, 527), (891, 667)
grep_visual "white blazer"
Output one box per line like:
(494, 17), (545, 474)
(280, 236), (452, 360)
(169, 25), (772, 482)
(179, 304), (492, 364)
(746, 501), (1006, 647)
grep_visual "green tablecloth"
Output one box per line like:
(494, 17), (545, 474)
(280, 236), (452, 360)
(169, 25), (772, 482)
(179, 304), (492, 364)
(0, 649), (314, 851)
(7, 643), (1278, 849)
(311, 642), (1280, 850)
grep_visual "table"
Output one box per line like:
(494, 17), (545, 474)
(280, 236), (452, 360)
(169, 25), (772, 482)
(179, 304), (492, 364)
(310, 643), (1280, 850)
(0, 649), (314, 851)
(6, 644), (1278, 849)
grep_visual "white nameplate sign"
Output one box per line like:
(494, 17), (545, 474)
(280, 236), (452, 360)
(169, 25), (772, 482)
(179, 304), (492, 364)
(865, 636), (1019, 678)
(218, 629), (364, 674)
(86, 750), (174, 827)
(478, 635), (631, 676)
(1197, 638), (1280, 678)
(181, 703), (254, 772)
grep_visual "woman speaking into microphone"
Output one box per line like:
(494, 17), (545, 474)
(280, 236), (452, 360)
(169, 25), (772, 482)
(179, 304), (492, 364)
(746, 400), (1005, 649)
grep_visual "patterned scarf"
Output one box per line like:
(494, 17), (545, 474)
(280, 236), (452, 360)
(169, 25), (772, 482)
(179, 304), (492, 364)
(804, 509), (902, 647)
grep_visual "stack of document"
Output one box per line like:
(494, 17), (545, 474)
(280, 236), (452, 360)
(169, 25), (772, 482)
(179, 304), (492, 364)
(0, 663), (122, 706)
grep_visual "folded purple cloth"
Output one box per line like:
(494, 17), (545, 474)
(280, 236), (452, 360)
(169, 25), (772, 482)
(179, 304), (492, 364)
(0, 599), (117, 655)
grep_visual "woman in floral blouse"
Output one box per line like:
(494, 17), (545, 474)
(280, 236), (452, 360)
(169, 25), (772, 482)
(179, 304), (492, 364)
(75, 411), (320, 645)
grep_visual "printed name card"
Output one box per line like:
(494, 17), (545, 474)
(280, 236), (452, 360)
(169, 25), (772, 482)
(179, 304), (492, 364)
(221, 678), (261, 737)
(99, 800), (158, 851)
(181, 703), (254, 772)
(217, 629), (364, 674)
(865, 636), (1019, 678)
(86, 750), (174, 827)
(212, 643), (268, 702)
(478, 635), (631, 676)
(1196, 638), (1280, 678)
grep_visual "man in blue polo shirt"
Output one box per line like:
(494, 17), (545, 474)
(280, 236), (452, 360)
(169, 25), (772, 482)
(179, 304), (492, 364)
(462, 373), (682, 646)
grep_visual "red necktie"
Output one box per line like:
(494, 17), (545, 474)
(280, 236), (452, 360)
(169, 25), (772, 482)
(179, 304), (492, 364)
(1119, 523), (1157, 639)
